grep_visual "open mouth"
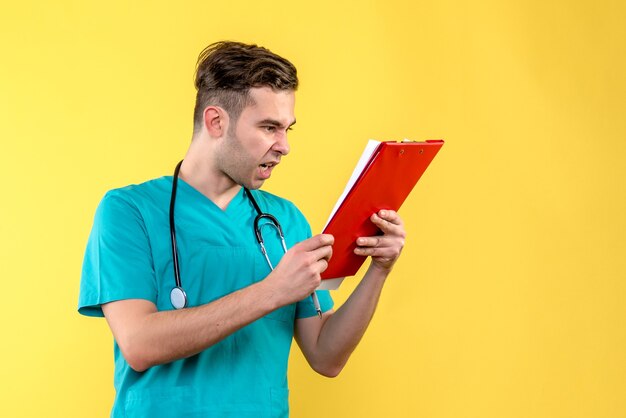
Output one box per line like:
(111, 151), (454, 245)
(258, 161), (279, 179)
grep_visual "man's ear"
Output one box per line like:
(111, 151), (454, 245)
(203, 106), (229, 138)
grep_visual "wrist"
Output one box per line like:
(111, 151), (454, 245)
(366, 261), (394, 279)
(255, 273), (285, 312)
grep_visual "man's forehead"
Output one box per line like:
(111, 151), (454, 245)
(243, 87), (296, 124)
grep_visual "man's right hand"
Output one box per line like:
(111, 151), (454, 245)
(265, 234), (334, 305)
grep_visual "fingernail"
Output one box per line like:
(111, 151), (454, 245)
(380, 210), (386, 217)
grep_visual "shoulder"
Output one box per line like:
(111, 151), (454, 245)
(98, 177), (170, 210)
(95, 177), (171, 226)
(102, 177), (170, 206)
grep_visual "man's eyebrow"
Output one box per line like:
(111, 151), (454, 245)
(258, 118), (297, 128)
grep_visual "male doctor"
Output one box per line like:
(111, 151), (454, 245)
(79, 41), (406, 417)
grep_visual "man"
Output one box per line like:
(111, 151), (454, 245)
(79, 41), (406, 417)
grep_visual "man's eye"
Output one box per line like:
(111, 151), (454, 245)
(264, 126), (276, 133)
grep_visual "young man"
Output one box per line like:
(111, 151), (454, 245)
(79, 41), (406, 417)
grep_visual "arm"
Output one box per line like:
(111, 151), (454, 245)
(102, 234), (333, 372)
(294, 210), (405, 377)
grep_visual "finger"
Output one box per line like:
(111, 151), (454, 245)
(355, 236), (401, 253)
(310, 243), (333, 262)
(355, 236), (382, 247)
(296, 234), (334, 251)
(316, 258), (329, 273)
(372, 211), (402, 229)
(377, 210), (403, 226)
(354, 245), (401, 258)
(370, 212), (405, 236)
(354, 245), (380, 256)
(355, 235), (404, 255)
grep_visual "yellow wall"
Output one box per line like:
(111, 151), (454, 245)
(1, 1), (625, 416)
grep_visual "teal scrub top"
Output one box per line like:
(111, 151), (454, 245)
(78, 177), (334, 418)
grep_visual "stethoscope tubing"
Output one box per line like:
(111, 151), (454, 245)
(169, 160), (184, 289)
(169, 160), (290, 310)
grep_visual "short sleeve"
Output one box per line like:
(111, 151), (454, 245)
(78, 191), (157, 317)
(295, 290), (334, 319)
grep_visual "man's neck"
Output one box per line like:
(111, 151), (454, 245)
(178, 153), (241, 211)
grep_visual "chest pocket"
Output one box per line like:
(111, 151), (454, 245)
(156, 246), (261, 309)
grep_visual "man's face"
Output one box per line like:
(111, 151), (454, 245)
(215, 87), (296, 190)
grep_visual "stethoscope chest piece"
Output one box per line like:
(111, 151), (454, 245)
(170, 286), (188, 310)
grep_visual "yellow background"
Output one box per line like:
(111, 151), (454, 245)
(1, 0), (625, 417)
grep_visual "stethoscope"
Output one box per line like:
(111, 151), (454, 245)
(168, 160), (321, 316)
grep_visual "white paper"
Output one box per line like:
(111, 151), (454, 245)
(322, 139), (381, 230)
(317, 277), (344, 290)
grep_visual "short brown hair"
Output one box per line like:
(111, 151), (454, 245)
(193, 41), (299, 132)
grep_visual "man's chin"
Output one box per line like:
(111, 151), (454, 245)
(243, 178), (266, 190)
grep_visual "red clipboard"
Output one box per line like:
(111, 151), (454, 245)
(319, 140), (444, 287)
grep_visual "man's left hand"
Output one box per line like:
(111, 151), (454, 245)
(354, 210), (406, 272)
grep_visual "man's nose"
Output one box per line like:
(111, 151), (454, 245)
(273, 133), (290, 156)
